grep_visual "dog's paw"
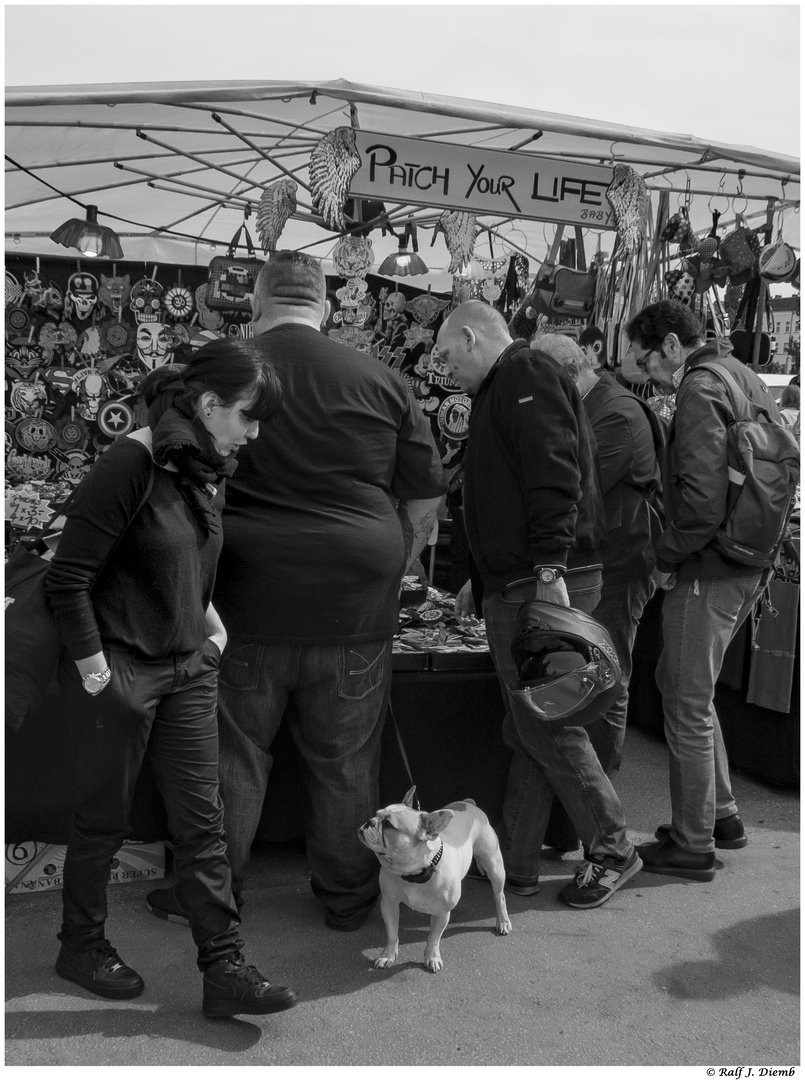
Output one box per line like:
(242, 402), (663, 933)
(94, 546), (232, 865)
(373, 952), (397, 969)
(424, 955), (444, 973)
(496, 918), (512, 936)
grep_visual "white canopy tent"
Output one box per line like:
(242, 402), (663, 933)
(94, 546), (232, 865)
(5, 78), (800, 288)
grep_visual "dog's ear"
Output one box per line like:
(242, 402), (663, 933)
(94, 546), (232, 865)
(417, 809), (454, 840)
(402, 786), (417, 808)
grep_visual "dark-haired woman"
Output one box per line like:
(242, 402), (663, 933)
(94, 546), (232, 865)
(44, 339), (297, 1018)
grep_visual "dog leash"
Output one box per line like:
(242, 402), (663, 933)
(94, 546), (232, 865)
(387, 701), (421, 811)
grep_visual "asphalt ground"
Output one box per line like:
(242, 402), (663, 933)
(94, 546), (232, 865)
(4, 724), (800, 1075)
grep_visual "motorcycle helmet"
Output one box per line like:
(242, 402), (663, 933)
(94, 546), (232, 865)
(509, 601), (622, 724)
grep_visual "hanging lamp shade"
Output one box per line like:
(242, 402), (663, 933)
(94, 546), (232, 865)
(378, 221), (428, 277)
(50, 205), (124, 259)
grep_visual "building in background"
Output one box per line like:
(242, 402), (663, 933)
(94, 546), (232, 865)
(769, 295), (801, 373)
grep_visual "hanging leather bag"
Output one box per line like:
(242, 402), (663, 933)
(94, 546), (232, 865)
(729, 278), (772, 366)
(531, 226), (596, 320)
(205, 226), (264, 312)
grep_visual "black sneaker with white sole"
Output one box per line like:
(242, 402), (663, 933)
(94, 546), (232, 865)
(558, 849), (642, 909)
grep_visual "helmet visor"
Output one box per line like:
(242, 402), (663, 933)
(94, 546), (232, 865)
(514, 634), (594, 683)
(509, 661), (614, 720)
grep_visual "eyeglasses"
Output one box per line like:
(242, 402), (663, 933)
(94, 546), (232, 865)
(634, 348), (656, 372)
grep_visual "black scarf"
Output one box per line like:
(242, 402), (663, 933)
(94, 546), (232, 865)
(151, 405), (238, 535)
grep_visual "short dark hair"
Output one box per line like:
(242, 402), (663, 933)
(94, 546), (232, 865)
(627, 300), (704, 351)
(141, 338), (283, 426)
(256, 250), (326, 310)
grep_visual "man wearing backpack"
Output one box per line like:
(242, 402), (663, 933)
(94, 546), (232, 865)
(625, 300), (787, 882)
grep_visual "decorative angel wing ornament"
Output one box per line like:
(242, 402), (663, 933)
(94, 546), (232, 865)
(309, 128), (362, 231)
(606, 165), (650, 253)
(256, 178), (298, 253)
(432, 211), (478, 274)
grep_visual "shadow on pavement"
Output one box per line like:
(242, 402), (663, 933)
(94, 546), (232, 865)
(5, 1002), (270, 1050)
(652, 907), (800, 999)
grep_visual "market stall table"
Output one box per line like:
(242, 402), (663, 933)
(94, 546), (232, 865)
(5, 664), (511, 847)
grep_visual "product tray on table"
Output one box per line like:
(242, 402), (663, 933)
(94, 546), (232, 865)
(394, 586), (491, 671)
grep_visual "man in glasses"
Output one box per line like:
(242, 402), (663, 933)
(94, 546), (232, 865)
(437, 302), (643, 909)
(625, 299), (781, 881)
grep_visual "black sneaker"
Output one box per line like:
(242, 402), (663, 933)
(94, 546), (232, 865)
(558, 849), (642, 909)
(202, 952), (299, 1018)
(56, 939), (145, 1000)
(654, 813), (748, 850)
(146, 884), (190, 927)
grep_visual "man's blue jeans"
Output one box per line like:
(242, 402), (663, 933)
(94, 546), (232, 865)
(484, 572), (633, 885)
(215, 636), (391, 922)
(657, 571), (765, 853)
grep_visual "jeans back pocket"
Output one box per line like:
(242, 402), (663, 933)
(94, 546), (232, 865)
(338, 641), (389, 701)
(219, 642), (264, 692)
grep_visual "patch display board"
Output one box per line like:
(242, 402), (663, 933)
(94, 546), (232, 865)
(5, 256), (481, 540)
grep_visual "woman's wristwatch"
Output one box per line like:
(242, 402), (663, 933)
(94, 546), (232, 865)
(82, 669), (112, 696)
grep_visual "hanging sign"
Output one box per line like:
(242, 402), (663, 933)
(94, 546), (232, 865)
(349, 132), (616, 229)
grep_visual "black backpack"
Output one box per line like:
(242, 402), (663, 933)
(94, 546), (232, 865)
(691, 362), (800, 569)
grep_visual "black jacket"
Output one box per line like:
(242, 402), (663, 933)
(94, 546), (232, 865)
(583, 372), (663, 584)
(462, 339), (606, 595)
(657, 339), (783, 580)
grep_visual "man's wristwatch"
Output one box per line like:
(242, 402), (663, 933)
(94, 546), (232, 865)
(82, 669), (112, 696)
(535, 566), (566, 584)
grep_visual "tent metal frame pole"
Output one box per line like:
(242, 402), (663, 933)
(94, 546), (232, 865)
(410, 123), (514, 140)
(646, 183), (799, 203)
(114, 154), (309, 200)
(210, 112), (315, 197)
(133, 128), (317, 209)
(5, 172), (153, 211)
(519, 147), (797, 187)
(114, 165), (255, 205)
(292, 203), (437, 254)
(176, 100), (335, 139)
(5, 153), (265, 210)
(4, 118), (318, 143)
(154, 191), (252, 231)
(5, 148), (251, 173)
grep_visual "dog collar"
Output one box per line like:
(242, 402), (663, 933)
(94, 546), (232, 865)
(401, 841), (444, 883)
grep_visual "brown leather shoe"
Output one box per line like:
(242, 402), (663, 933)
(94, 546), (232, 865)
(636, 836), (716, 882)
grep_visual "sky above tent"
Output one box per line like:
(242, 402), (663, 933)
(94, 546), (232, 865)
(4, 1), (800, 163)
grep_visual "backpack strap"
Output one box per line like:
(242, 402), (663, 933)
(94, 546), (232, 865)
(686, 361), (776, 425)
